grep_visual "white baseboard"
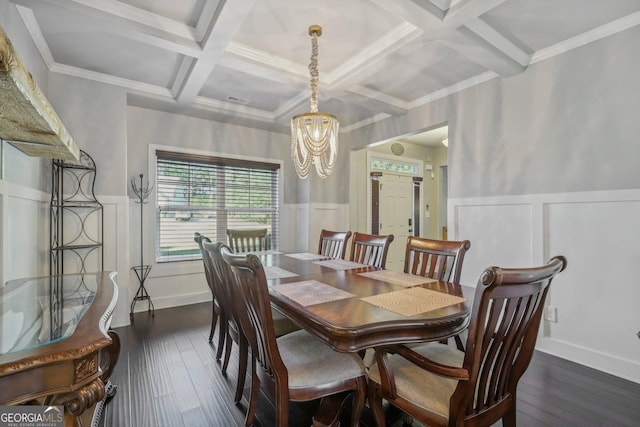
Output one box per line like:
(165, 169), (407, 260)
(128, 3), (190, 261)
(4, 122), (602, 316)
(538, 336), (640, 384)
(112, 290), (212, 328)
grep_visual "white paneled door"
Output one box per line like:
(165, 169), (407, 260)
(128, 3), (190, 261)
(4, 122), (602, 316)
(379, 174), (413, 271)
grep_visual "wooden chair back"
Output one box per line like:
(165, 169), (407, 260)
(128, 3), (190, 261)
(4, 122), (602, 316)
(371, 256), (567, 427)
(194, 232), (214, 291)
(318, 229), (352, 259)
(227, 228), (269, 253)
(451, 255), (567, 425)
(404, 236), (471, 284)
(194, 232), (219, 343)
(221, 250), (289, 395)
(349, 232), (394, 268)
(203, 241), (236, 327)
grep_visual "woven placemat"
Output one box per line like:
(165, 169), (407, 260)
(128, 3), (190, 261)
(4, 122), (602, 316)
(264, 266), (298, 280)
(285, 252), (327, 260)
(357, 270), (437, 288)
(313, 259), (369, 270)
(361, 287), (466, 317)
(272, 280), (356, 306)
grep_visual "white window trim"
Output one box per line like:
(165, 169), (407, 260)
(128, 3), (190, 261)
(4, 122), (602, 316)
(146, 144), (284, 277)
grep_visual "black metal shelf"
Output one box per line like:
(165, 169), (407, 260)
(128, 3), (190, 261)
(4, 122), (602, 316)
(51, 201), (103, 209)
(52, 243), (102, 251)
(50, 150), (103, 277)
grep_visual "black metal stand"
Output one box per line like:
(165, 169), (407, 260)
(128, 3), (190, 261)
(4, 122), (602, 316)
(130, 173), (154, 322)
(130, 264), (154, 320)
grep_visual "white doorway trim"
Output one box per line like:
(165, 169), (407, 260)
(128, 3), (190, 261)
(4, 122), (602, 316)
(366, 151), (424, 235)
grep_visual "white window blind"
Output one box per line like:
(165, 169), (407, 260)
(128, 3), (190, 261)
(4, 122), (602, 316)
(156, 150), (280, 262)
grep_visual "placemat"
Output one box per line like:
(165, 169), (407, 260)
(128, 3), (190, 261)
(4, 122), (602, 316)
(361, 287), (466, 317)
(240, 250), (282, 255)
(357, 270), (437, 288)
(264, 266), (298, 280)
(285, 252), (327, 260)
(313, 259), (369, 270)
(272, 280), (356, 306)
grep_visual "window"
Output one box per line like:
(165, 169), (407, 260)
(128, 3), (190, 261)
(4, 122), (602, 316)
(155, 150), (280, 262)
(370, 158), (419, 175)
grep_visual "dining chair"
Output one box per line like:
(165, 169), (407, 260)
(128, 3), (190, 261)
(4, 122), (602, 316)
(318, 229), (352, 259)
(405, 236), (471, 350)
(404, 236), (471, 284)
(203, 241), (301, 410)
(227, 228), (269, 253)
(194, 232), (220, 344)
(203, 240), (247, 403)
(349, 232), (395, 269)
(367, 256), (567, 427)
(222, 249), (367, 427)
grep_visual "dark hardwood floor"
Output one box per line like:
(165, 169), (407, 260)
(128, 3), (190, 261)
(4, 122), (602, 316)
(101, 302), (640, 427)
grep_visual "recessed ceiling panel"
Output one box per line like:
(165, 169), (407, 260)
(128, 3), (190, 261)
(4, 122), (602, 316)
(199, 65), (305, 111)
(482, 0), (640, 52)
(319, 95), (387, 127)
(120, 0), (209, 26)
(32, 4), (179, 87)
(233, 0), (404, 71)
(360, 38), (487, 102)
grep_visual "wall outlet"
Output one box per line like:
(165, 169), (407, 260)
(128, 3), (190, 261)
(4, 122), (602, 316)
(545, 306), (558, 323)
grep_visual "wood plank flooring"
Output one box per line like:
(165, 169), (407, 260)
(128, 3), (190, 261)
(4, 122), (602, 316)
(101, 302), (640, 427)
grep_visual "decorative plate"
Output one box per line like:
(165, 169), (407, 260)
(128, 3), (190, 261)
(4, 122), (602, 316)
(391, 142), (404, 156)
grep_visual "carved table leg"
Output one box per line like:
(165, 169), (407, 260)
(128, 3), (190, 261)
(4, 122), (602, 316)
(312, 391), (351, 427)
(46, 378), (105, 427)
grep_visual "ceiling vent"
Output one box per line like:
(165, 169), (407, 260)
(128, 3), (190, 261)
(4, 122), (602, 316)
(226, 96), (249, 105)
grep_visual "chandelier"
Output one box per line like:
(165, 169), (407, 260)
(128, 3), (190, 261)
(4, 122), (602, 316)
(291, 25), (339, 179)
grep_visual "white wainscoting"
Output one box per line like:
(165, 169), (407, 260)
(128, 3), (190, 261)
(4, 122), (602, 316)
(100, 195), (130, 328)
(0, 180), (49, 283)
(281, 203), (349, 253)
(0, 181), (131, 327)
(307, 204), (350, 254)
(449, 189), (640, 384)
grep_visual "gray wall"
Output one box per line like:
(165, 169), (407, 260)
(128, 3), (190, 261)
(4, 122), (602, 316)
(48, 75), (128, 197)
(347, 25), (640, 198)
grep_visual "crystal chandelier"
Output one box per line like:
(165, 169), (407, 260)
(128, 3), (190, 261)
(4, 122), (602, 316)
(291, 25), (339, 179)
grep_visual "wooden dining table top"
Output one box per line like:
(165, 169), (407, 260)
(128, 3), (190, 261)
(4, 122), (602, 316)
(255, 252), (471, 353)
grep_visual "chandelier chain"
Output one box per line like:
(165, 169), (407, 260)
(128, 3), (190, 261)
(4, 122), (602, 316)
(309, 31), (319, 113)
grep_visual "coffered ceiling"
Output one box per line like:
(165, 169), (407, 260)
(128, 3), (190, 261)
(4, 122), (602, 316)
(9, 0), (640, 135)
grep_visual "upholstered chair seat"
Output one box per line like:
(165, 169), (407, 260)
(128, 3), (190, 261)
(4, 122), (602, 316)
(368, 343), (464, 421)
(278, 330), (365, 390)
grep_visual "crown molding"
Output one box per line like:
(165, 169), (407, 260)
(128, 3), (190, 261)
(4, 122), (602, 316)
(15, 5), (55, 69)
(50, 63), (172, 97)
(341, 113), (392, 133)
(531, 11), (640, 64)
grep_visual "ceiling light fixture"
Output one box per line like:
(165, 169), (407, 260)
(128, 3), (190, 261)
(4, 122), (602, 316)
(442, 137), (449, 147)
(291, 25), (338, 179)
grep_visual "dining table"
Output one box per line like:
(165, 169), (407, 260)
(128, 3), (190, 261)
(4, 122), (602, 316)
(250, 251), (471, 426)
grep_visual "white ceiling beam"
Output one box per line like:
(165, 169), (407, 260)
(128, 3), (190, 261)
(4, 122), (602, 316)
(224, 41), (309, 83)
(444, 0), (529, 74)
(369, 0), (446, 34)
(174, 0), (256, 105)
(440, 22), (526, 76)
(371, 0), (527, 76)
(15, 5), (55, 69)
(11, 0), (202, 56)
(462, 19), (529, 68)
(347, 86), (409, 113)
(444, 0), (507, 27)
